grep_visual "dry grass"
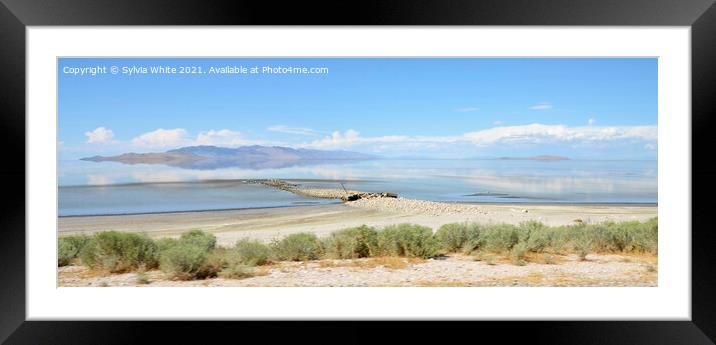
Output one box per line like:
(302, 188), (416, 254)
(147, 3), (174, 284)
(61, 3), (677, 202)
(316, 257), (424, 270)
(523, 252), (568, 265)
(413, 280), (475, 287)
(490, 272), (602, 286)
(253, 267), (271, 277)
(59, 266), (114, 279)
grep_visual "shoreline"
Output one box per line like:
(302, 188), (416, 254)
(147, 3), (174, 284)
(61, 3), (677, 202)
(58, 201), (341, 218)
(59, 200), (657, 218)
(59, 179), (657, 245)
(59, 203), (658, 246)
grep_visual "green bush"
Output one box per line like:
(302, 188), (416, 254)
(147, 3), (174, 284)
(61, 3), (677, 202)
(376, 224), (440, 259)
(79, 231), (159, 272)
(518, 221), (547, 251)
(271, 233), (324, 261)
(608, 219), (657, 253)
(159, 242), (218, 280)
(510, 242), (528, 266)
(478, 224), (520, 253)
(58, 234), (91, 266)
(322, 225), (379, 259)
(571, 225), (593, 261)
(156, 237), (180, 252)
(230, 239), (272, 266)
(434, 222), (484, 253)
(179, 230), (216, 251)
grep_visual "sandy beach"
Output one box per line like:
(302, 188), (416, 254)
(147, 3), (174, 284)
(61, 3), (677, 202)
(59, 198), (657, 246)
(59, 252), (657, 287)
(58, 181), (658, 287)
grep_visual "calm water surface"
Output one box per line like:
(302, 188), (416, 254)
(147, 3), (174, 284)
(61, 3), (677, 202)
(58, 159), (657, 216)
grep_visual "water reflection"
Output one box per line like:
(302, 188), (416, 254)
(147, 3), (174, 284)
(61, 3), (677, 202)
(59, 158), (658, 205)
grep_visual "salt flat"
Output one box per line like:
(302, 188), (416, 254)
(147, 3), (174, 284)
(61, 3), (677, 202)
(59, 201), (657, 246)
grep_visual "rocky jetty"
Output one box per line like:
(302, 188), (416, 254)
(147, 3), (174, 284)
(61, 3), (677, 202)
(246, 179), (397, 201)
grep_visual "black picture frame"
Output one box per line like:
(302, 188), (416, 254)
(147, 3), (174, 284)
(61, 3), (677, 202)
(2, 0), (715, 343)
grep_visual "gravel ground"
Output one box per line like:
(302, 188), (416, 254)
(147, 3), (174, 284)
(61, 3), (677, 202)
(58, 253), (657, 287)
(348, 197), (489, 216)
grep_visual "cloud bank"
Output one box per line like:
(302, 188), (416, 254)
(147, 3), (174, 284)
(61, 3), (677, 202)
(85, 127), (115, 144)
(75, 123), (656, 159)
(302, 123), (657, 150)
(130, 128), (255, 148)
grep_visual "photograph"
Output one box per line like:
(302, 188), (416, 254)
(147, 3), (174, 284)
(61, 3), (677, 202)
(3, 0), (712, 341)
(56, 57), (659, 287)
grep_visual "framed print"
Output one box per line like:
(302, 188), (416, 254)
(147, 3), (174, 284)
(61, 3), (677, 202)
(2, 0), (716, 343)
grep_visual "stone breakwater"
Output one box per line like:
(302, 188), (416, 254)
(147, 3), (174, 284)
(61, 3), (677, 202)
(246, 179), (396, 201)
(246, 179), (489, 216)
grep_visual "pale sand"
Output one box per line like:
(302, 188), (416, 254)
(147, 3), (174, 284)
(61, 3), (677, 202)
(58, 253), (657, 287)
(59, 202), (657, 246)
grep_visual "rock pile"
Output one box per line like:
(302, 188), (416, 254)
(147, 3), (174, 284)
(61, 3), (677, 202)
(246, 179), (398, 201)
(347, 197), (489, 216)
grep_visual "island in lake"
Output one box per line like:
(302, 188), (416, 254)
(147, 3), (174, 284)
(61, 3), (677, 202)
(81, 145), (377, 170)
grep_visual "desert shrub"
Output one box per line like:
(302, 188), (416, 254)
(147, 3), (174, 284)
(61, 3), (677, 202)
(159, 242), (218, 280)
(434, 222), (484, 253)
(518, 221), (550, 252)
(155, 230), (221, 280)
(478, 224), (520, 253)
(179, 230), (216, 251)
(510, 242), (528, 266)
(79, 231), (159, 272)
(543, 226), (571, 253)
(322, 225), (379, 259)
(376, 224), (440, 259)
(271, 233), (324, 261)
(606, 219), (657, 254)
(636, 218), (658, 253)
(517, 220), (545, 242)
(571, 225), (593, 261)
(58, 234), (91, 266)
(229, 239), (272, 266)
(156, 237), (180, 252)
(435, 223), (469, 252)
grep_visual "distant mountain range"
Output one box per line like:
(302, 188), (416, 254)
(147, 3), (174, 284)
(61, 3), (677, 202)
(496, 155), (569, 161)
(81, 145), (377, 170)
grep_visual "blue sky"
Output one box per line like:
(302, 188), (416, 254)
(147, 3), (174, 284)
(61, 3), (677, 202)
(58, 58), (657, 159)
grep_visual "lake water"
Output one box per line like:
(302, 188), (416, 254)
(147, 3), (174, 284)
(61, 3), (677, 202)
(58, 159), (657, 216)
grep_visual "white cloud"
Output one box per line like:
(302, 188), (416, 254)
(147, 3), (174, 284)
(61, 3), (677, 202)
(131, 128), (190, 148)
(530, 102), (552, 110)
(588, 118), (596, 126)
(493, 120), (504, 126)
(85, 127), (115, 144)
(455, 107), (479, 112)
(301, 123), (657, 150)
(196, 129), (249, 146)
(267, 125), (319, 136)
(130, 128), (264, 149)
(305, 129), (363, 149)
(462, 124), (657, 144)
